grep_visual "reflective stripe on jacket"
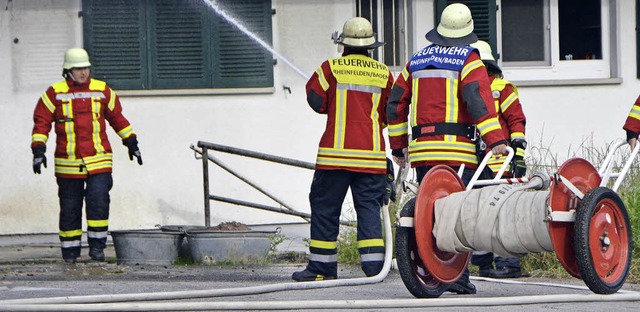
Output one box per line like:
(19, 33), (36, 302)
(306, 53), (394, 174)
(31, 77), (135, 178)
(387, 44), (505, 169)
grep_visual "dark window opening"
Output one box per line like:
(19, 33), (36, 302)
(559, 0), (602, 60)
(501, 0), (547, 63)
(356, 0), (408, 68)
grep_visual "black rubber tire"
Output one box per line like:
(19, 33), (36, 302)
(395, 197), (448, 298)
(573, 187), (632, 294)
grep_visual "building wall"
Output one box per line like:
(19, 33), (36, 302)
(1, 0), (638, 235)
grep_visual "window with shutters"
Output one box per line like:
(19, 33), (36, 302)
(435, 0), (617, 83)
(82, 0), (273, 91)
(356, 0), (414, 70)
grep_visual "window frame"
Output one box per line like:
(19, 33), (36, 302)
(499, 0), (613, 82)
(356, 0), (414, 70)
(497, 0), (551, 67)
(434, 0), (619, 84)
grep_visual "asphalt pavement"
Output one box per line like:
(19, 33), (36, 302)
(1, 239), (640, 311)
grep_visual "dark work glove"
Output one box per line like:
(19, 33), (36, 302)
(391, 149), (404, 158)
(511, 156), (527, 178)
(32, 145), (47, 174)
(123, 137), (143, 165)
(510, 139), (527, 178)
(384, 158), (396, 205)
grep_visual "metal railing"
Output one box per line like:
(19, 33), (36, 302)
(191, 141), (354, 227)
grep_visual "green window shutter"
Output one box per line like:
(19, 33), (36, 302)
(212, 0), (273, 88)
(149, 0), (211, 89)
(434, 0), (497, 58)
(82, 0), (147, 90)
(83, 0), (273, 90)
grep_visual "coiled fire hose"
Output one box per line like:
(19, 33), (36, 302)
(433, 172), (554, 257)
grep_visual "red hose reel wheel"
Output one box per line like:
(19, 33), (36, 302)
(414, 165), (468, 283)
(574, 187), (632, 294)
(548, 158), (601, 278)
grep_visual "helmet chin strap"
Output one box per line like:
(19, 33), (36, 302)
(62, 69), (76, 81)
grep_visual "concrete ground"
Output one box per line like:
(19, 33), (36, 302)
(1, 233), (640, 311)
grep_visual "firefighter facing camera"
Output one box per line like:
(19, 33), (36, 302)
(292, 17), (395, 282)
(31, 48), (143, 264)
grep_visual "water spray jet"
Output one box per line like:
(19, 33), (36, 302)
(203, 0), (310, 81)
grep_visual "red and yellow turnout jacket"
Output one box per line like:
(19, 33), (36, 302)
(387, 44), (506, 169)
(306, 53), (394, 174)
(32, 77), (136, 178)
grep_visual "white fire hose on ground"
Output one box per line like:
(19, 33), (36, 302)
(0, 206), (393, 309)
(3, 140), (640, 310)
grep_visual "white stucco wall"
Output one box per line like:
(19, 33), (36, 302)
(1, 0), (639, 235)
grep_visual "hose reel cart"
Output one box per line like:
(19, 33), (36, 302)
(395, 139), (638, 298)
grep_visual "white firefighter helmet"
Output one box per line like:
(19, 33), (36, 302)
(63, 48), (91, 70)
(425, 3), (478, 46)
(336, 17), (384, 49)
(471, 40), (502, 73)
(470, 40), (494, 61)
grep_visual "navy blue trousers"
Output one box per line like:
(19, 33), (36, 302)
(56, 173), (112, 259)
(307, 169), (386, 277)
(471, 252), (521, 270)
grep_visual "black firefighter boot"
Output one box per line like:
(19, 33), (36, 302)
(471, 252), (495, 277)
(89, 246), (105, 262)
(446, 268), (477, 294)
(89, 247), (104, 262)
(88, 236), (107, 262)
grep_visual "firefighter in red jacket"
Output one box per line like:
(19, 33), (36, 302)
(292, 17), (394, 282)
(469, 40), (526, 279)
(387, 3), (508, 294)
(31, 48), (142, 264)
(624, 95), (640, 150)
(471, 40), (527, 180)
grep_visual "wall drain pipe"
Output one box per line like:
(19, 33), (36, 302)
(0, 204), (393, 307)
